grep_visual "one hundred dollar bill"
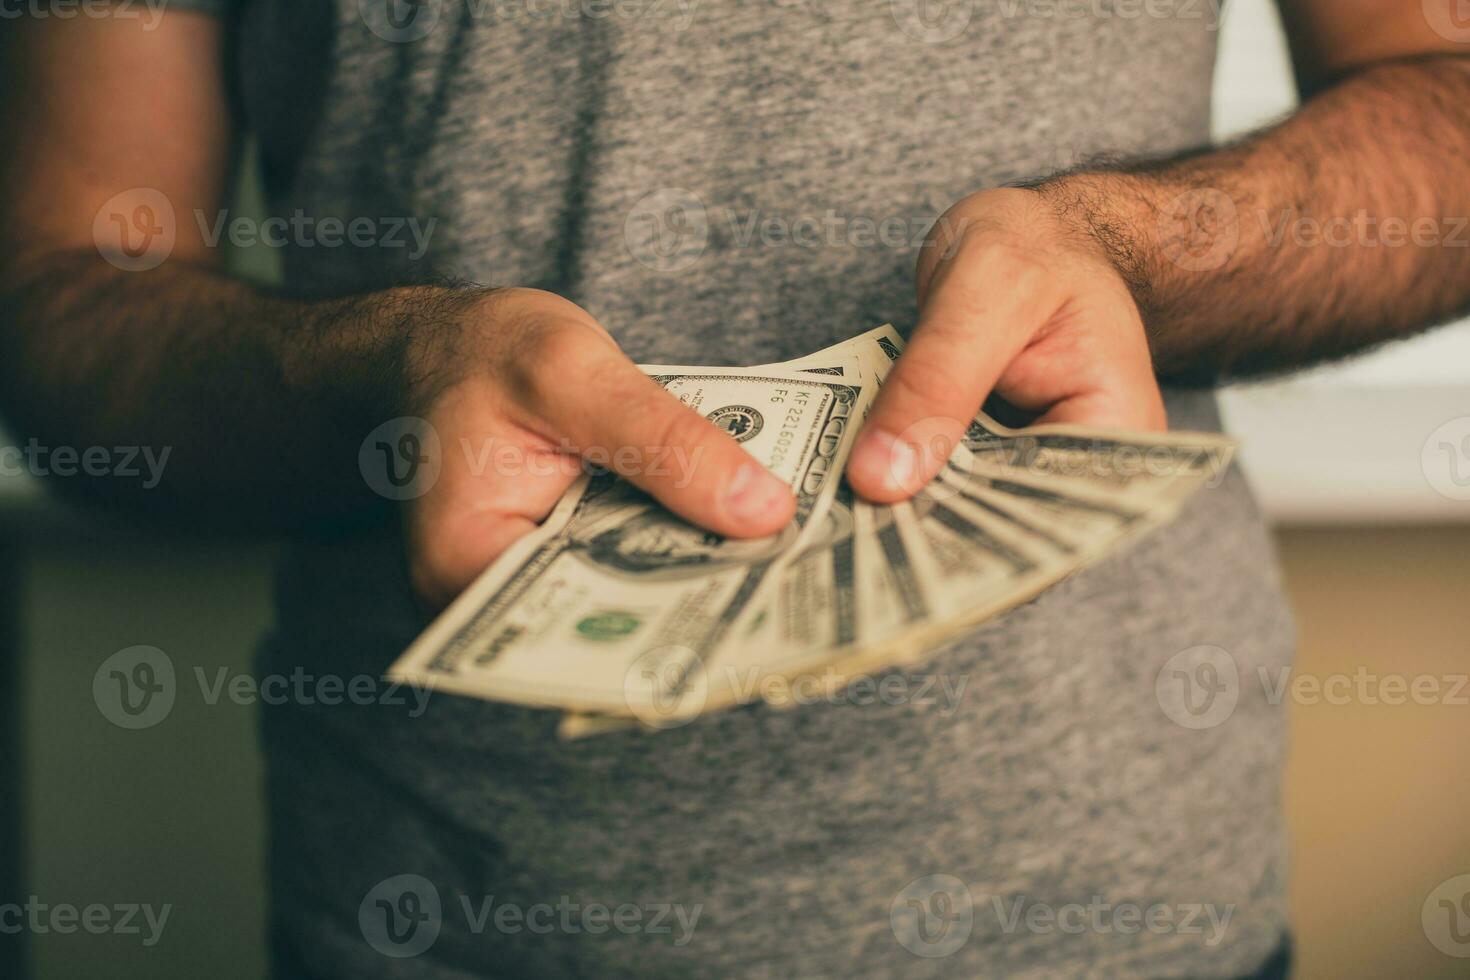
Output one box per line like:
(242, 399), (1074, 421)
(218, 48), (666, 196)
(388, 365), (870, 715)
(556, 329), (905, 730)
(388, 324), (1241, 739)
(955, 414), (1235, 509)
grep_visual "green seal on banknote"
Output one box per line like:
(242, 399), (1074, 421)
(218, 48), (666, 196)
(575, 612), (643, 641)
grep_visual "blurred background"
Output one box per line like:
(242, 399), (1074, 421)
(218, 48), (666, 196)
(2, 0), (1468, 977)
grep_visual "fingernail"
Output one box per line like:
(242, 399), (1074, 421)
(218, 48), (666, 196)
(724, 462), (790, 524)
(851, 430), (918, 493)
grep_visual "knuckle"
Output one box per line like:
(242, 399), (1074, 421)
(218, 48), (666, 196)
(885, 361), (970, 428)
(954, 234), (1008, 269)
(968, 237), (1048, 287)
(1055, 322), (1104, 362)
(645, 400), (711, 459)
(918, 311), (980, 349)
(923, 209), (969, 258)
(884, 363), (934, 409)
(512, 321), (608, 403)
(532, 321), (602, 371)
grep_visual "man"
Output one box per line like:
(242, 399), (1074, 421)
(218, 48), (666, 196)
(1, 0), (1466, 975)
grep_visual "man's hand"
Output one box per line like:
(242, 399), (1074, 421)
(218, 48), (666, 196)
(845, 188), (1166, 503)
(407, 288), (796, 607)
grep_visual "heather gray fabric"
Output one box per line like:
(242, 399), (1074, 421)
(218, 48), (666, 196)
(179, 0), (1294, 975)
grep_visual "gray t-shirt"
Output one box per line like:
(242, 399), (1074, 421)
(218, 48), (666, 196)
(180, 0), (1295, 975)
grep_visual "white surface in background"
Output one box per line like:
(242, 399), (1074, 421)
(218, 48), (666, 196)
(1212, 0), (1470, 522)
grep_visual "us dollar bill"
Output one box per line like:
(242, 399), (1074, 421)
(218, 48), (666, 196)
(707, 482), (930, 713)
(680, 483), (863, 716)
(714, 328), (1234, 715)
(720, 330), (929, 681)
(857, 326), (1234, 510)
(388, 365), (870, 715)
(556, 330), (905, 732)
(630, 328), (914, 720)
(937, 464), (1153, 559)
(387, 323), (1241, 739)
(955, 413), (1235, 510)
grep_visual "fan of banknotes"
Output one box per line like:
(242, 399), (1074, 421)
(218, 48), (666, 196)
(387, 325), (1235, 738)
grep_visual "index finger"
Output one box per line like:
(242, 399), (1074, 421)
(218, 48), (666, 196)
(513, 327), (797, 538)
(846, 254), (1057, 502)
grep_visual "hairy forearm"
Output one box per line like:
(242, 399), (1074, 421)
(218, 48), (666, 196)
(1035, 54), (1470, 382)
(0, 253), (481, 529)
